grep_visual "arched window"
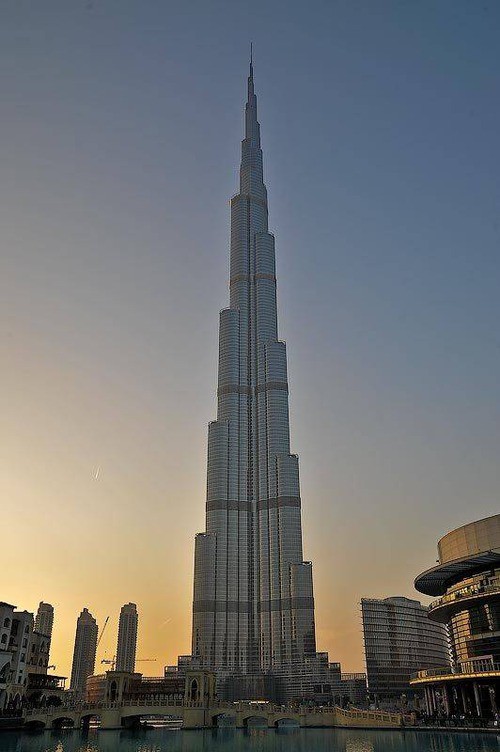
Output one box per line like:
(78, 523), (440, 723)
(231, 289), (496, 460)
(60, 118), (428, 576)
(3, 618), (10, 628)
(0, 634), (7, 645)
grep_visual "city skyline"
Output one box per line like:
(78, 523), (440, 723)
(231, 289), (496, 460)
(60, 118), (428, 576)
(2, 1), (499, 681)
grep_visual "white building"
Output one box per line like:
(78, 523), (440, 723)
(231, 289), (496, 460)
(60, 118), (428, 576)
(0, 602), (16, 710)
(0, 601), (63, 711)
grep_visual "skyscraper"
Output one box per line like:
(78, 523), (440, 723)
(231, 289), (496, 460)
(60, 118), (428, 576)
(191, 58), (322, 700)
(34, 602), (54, 638)
(116, 603), (138, 673)
(70, 608), (98, 697)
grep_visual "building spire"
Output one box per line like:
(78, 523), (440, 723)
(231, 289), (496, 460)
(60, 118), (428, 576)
(247, 42), (255, 102)
(245, 44), (259, 150)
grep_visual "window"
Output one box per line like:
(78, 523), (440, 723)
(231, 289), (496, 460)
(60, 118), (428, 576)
(3, 618), (10, 628)
(0, 634), (6, 645)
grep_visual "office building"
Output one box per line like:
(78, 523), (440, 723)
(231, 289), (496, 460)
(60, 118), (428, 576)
(190, 56), (327, 701)
(411, 513), (500, 719)
(361, 596), (450, 703)
(116, 603), (138, 673)
(70, 608), (98, 697)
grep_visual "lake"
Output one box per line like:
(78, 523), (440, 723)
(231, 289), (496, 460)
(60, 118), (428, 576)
(0, 728), (498, 752)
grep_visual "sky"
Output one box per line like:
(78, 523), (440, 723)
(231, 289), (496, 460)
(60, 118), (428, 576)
(1, 0), (499, 678)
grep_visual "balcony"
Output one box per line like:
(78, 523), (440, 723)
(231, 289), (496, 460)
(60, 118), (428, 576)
(410, 658), (500, 685)
(427, 582), (500, 622)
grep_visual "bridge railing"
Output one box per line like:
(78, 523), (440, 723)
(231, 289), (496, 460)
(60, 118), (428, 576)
(333, 706), (401, 724)
(24, 698), (218, 717)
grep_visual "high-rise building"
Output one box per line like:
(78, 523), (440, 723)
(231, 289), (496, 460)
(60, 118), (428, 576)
(34, 602), (54, 638)
(410, 514), (500, 719)
(70, 608), (98, 697)
(116, 603), (138, 673)
(361, 596), (450, 704)
(191, 58), (324, 700)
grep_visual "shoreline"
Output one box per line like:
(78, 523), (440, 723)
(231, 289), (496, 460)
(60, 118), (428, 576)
(0, 722), (499, 736)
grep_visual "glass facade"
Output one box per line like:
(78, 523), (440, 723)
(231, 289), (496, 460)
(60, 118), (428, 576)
(411, 514), (500, 719)
(361, 597), (450, 702)
(191, 62), (321, 699)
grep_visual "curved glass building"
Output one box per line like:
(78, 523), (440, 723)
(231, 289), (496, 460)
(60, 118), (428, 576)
(411, 514), (500, 719)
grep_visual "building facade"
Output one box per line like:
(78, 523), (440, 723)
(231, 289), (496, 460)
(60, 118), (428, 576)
(34, 602), (54, 639)
(0, 601), (62, 712)
(116, 603), (138, 673)
(190, 59), (325, 700)
(6, 610), (35, 702)
(309, 661), (368, 707)
(0, 602), (17, 710)
(361, 596), (450, 704)
(70, 608), (98, 698)
(411, 514), (500, 719)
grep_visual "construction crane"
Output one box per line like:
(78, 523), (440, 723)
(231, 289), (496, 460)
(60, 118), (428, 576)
(96, 616), (109, 649)
(101, 657), (156, 671)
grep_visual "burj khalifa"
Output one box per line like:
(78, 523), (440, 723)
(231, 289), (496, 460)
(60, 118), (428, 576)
(191, 58), (324, 700)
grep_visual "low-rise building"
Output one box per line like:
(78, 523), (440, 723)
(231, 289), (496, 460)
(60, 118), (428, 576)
(0, 601), (62, 712)
(361, 596), (450, 705)
(86, 668), (214, 707)
(410, 513), (500, 720)
(0, 603), (16, 711)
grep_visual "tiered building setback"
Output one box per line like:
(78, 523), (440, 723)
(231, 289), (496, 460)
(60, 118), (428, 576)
(191, 59), (323, 700)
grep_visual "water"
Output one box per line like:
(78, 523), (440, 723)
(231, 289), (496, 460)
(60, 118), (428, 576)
(0, 728), (498, 752)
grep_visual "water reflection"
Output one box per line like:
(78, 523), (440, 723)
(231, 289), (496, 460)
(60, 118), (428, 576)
(0, 728), (498, 752)
(346, 739), (374, 752)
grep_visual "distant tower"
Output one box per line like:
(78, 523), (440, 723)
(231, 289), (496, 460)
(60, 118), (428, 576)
(34, 602), (54, 637)
(115, 603), (138, 672)
(70, 608), (98, 697)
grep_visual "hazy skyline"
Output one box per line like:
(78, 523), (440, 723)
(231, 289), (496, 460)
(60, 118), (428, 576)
(1, 0), (499, 678)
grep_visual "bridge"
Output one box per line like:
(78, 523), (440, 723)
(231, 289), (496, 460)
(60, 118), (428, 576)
(24, 700), (402, 731)
(23, 669), (402, 731)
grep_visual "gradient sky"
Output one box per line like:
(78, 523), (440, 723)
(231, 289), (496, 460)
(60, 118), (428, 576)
(1, 0), (499, 678)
